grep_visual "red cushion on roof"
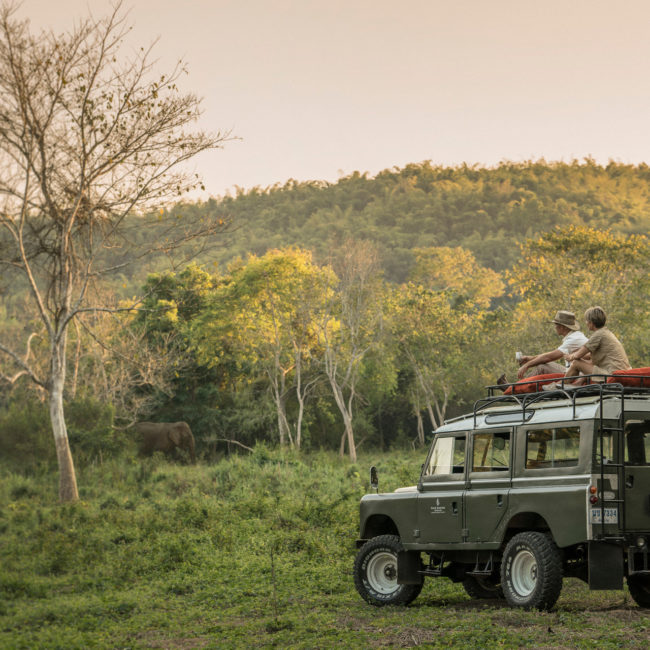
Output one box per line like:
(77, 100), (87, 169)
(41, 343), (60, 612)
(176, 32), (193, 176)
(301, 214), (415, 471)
(503, 373), (565, 395)
(606, 367), (650, 388)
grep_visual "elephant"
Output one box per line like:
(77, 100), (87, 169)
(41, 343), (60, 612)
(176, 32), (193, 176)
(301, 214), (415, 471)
(134, 421), (196, 463)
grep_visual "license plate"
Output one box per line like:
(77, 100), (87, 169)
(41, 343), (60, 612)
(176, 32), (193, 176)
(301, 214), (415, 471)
(590, 508), (618, 524)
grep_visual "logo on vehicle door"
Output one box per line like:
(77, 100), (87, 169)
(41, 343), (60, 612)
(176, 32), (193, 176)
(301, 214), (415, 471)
(430, 498), (445, 514)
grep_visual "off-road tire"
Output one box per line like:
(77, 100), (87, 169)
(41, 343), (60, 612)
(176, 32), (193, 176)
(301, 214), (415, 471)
(628, 574), (650, 608)
(353, 535), (423, 606)
(501, 532), (563, 610)
(462, 575), (504, 599)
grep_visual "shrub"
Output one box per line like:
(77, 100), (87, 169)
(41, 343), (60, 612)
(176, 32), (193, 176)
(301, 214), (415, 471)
(0, 398), (53, 468)
(66, 396), (122, 463)
(9, 477), (39, 500)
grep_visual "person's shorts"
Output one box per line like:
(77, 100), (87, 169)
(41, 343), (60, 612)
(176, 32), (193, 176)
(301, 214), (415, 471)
(590, 365), (609, 381)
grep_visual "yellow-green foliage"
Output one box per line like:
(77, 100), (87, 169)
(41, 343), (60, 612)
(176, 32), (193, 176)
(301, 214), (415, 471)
(157, 159), (650, 282)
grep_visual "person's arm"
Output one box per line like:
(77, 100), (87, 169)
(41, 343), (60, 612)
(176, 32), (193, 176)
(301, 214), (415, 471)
(565, 345), (590, 363)
(517, 349), (563, 380)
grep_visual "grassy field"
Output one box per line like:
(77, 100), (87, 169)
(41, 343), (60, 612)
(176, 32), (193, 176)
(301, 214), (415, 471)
(1, 448), (649, 649)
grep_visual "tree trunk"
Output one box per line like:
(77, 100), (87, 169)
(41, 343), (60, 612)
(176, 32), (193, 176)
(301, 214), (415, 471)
(344, 389), (357, 463)
(425, 401), (438, 430)
(416, 410), (425, 447)
(344, 415), (356, 462)
(269, 369), (293, 447)
(295, 396), (304, 450)
(328, 375), (357, 462)
(294, 351), (303, 450)
(49, 343), (78, 502)
(432, 385), (449, 429)
(69, 319), (82, 399)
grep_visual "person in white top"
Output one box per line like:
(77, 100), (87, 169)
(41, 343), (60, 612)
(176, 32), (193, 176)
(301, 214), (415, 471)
(498, 310), (588, 385)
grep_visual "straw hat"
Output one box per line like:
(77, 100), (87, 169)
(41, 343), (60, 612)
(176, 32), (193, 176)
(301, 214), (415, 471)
(550, 310), (580, 331)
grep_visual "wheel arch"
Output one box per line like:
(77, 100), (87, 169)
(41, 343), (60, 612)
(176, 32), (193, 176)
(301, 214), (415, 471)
(501, 512), (552, 546)
(360, 514), (399, 542)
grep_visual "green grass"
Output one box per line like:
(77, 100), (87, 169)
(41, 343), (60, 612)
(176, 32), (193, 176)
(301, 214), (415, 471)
(1, 448), (649, 649)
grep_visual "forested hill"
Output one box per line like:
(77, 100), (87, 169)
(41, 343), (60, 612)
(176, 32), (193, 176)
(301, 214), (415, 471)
(167, 159), (650, 282)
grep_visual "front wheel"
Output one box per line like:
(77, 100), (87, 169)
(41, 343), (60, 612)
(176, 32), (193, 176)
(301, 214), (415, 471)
(501, 532), (563, 610)
(353, 535), (423, 606)
(628, 574), (650, 608)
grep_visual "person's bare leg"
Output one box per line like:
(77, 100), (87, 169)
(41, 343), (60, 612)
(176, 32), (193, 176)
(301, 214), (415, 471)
(566, 360), (593, 386)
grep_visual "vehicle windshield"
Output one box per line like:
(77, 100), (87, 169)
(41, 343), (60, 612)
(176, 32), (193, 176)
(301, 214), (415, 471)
(425, 436), (466, 475)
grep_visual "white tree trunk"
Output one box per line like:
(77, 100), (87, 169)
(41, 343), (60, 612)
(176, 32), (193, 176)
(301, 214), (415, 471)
(344, 415), (356, 463)
(49, 340), (78, 502)
(425, 401), (438, 430)
(327, 375), (356, 462)
(293, 350), (304, 450)
(269, 368), (293, 447)
(295, 392), (304, 450)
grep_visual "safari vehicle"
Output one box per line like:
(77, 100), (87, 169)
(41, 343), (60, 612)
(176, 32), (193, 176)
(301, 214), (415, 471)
(353, 375), (650, 610)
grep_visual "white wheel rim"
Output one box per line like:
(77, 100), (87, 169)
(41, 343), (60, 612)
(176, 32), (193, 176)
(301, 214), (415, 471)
(511, 549), (537, 597)
(366, 551), (398, 594)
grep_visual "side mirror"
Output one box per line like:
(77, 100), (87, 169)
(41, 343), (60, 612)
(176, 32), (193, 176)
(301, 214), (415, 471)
(370, 466), (378, 492)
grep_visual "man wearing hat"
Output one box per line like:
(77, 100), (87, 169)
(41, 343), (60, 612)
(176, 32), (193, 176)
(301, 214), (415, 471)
(504, 310), (589, 382)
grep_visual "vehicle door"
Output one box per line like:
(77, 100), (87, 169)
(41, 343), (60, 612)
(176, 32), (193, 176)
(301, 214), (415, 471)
(418, 432), (467, 544)
(465, 429), (511, 543)
(623, 418), (650, 530)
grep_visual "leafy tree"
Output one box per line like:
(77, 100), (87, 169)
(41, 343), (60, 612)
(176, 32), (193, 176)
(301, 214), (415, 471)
(508, 226), (650, 364)
(0, 3), (229, 501)
(192, 248), (334, 449)
(188, 159), (650, 281)
(317, 240), (387, 462)
(409, 247), (504, 309)
(392, 247), (505, 443)
(391, 283), (461, 441)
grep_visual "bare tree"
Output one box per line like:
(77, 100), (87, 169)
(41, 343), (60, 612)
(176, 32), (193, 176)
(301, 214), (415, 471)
(318, 240), (384, 463)
(70, 306), (185, 421)
(0, 2), (231, 501)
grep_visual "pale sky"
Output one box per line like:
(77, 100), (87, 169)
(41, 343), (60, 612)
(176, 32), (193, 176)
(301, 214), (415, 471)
(17, 0), (650, 198)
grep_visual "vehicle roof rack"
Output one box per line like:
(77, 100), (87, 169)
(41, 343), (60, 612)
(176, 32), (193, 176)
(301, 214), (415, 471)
(472, 372), (650, 429)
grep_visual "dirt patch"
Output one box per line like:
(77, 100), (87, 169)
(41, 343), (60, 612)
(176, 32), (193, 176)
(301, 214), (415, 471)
(334, 600), (650, 649)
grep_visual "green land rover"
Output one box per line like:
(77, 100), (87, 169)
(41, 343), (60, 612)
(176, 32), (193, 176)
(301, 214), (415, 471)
(353, 378), (650, 610)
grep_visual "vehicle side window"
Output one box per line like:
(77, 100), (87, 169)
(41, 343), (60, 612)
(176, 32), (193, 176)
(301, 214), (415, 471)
(472, 432), (510, 472)
(426, 436), (466, 475)
(625, 421), (650, 465)
(526, 427), (580, 468)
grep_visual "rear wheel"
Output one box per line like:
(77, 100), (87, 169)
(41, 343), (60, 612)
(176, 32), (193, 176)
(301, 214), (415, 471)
(501, 532), (562, 610)
(462, 575), (504, 599)
(354, 535), (423, 606)
(628, 574), (650, 608)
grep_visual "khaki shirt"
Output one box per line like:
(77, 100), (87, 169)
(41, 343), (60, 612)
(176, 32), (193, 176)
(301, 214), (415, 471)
(585, 327), (631, 374)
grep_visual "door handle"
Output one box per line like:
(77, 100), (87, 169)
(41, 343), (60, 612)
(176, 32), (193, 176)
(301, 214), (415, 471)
(626, 475), (634, 489)
(497, 494), (504, 507)
(452, 501), (458, 515)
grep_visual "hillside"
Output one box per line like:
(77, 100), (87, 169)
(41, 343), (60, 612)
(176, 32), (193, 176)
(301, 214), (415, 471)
(161, 159), (650, 282)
